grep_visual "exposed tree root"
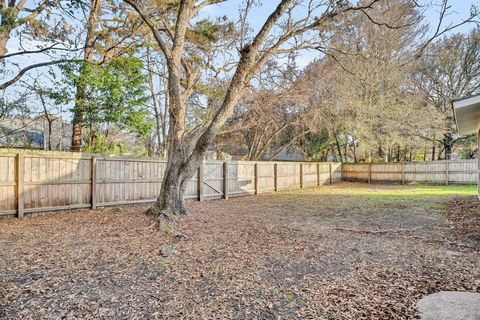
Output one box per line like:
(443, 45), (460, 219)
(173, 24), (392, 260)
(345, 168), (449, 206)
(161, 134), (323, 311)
(145, 204), (163, 216)
(156, 210), (176, 233)
(144, 207), (188, 242)
(145, 202), (187, 217)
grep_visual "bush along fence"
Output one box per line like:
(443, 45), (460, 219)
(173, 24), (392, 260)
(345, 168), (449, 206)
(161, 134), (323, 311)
(342, 160), (477, 185)
(0, 151), (342, 218)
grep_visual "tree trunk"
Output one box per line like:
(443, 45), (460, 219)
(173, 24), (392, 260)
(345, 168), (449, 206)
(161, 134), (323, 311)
(154, 116), (162, 156)
(138, 0), (295, 221)
(38, 92), (53, 151)
(160, 66), (168, 158)
(333, 133), (343, 162)
(70, 0), (102, 152)
(70, 94), (84, 152)
(149, 135), (202, 217)
(146, 50), (163, 157)
(47, 119), (53, 151)
(352, 140), (357, 162)
(0, 29), (10, 58)
(443, 133), (453, 160)
(151, 161), (188, 216)
(437, 147), (444, 160)
(378, 145), (384, 162)
(444, 144), (452, 160)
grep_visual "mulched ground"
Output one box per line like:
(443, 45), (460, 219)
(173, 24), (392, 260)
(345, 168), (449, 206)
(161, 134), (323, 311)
(0, 182), (479, 319)
(448, 196), (480, 246)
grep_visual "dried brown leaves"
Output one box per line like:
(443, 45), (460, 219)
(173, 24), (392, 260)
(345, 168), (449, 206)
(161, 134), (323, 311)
(0, 184), (478, 319)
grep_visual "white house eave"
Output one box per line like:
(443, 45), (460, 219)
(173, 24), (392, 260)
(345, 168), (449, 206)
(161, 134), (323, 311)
(453, 94), (480, 135)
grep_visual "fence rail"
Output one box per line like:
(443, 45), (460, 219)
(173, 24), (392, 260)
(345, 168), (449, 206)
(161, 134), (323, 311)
(0, 151), (341, 218)
(342, 160), (477, 185)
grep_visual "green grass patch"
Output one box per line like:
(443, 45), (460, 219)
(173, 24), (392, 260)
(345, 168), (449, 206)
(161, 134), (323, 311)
(279, 184), (476, 199)
(274, 184), (477, 212)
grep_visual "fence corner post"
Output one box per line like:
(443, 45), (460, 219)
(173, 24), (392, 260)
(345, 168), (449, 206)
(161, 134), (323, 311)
(223, 161), (229, 199)
(91, 156), (97, 209)
(274, 163), (278, 192)
(16, 153), (24, 218)
(198, 161), (204, 201)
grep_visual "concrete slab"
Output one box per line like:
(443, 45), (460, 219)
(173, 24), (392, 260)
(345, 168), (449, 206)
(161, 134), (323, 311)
(417, 291), (480, 320)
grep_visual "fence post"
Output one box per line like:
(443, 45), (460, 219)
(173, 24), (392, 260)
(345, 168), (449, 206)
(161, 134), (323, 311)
(254, 162), (259, 195)
(316, 163), (321, 186)
(198, 161), (204, 201)
(340, 163), (343, 182)
(445, 160), (449, 186)
(368, 162), (372, 184)
(401, 162), (405, 185)
(329, 163), (333, 184)
(16, 153), (24, 218)
(300, 163), (304, 188)
(223, 161), (229, 199)
(91, 157), (97, 209)
(274, 163), (278, 192)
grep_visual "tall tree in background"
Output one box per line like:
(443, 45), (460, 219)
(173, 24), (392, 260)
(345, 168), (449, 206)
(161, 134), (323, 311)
(415, 27), (480, 160)
(70, 0), (102, 151)
(56, 57), (152, 153)
(66, 0), (148, 151)
(145, 47), (168, 157)
(298, 0), (451, 162)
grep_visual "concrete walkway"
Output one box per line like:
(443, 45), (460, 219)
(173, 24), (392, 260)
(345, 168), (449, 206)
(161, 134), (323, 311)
(417, 291), (480, 320)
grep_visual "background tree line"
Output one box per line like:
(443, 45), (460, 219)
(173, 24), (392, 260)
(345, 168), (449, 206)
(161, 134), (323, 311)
(3, 0), (476, 161)
(217, 1), (480, 162)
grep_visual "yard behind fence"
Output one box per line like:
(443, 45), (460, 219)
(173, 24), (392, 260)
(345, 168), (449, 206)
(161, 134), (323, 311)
(0, 151), (477, 218)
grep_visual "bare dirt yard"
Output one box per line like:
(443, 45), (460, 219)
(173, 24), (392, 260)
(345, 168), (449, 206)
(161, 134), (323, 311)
(1, 182), (479, 319)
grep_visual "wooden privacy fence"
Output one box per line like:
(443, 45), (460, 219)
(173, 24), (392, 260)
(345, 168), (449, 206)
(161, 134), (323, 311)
(0, 151), (342, 218)
(1, 151), (477, 219)
(342, 160), (477, 185)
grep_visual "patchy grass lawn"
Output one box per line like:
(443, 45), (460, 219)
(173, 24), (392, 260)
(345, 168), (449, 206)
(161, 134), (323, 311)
(0, 182), (479, 319)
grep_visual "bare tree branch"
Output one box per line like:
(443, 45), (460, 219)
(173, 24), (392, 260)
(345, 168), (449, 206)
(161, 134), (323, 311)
(415, 0), (480, 59)
(0, 59), (84, 90)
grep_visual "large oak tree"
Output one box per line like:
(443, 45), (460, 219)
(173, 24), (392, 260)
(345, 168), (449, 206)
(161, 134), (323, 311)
(124, 0), (391, 222)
